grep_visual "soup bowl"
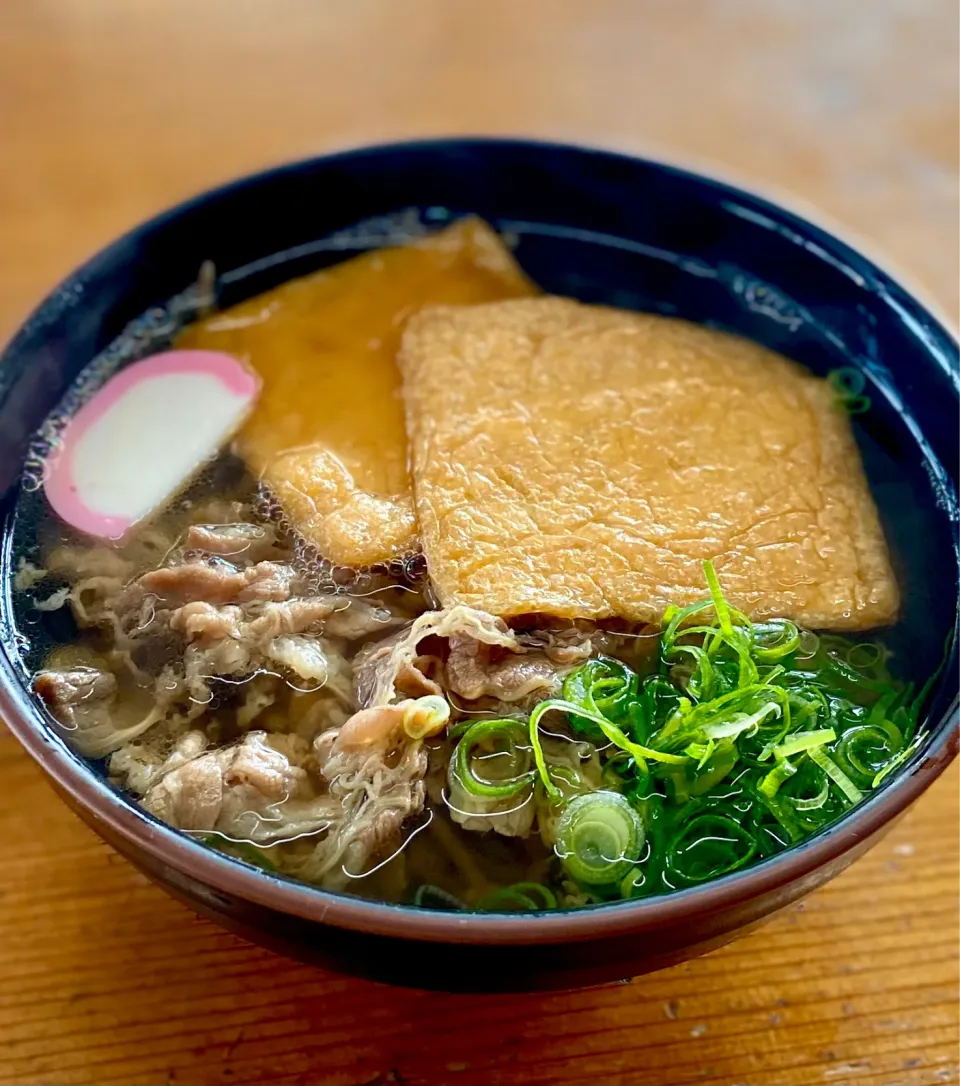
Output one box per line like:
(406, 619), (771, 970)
(0, 139), (957, 991)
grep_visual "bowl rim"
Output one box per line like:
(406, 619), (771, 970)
(1, 135), (958, 946)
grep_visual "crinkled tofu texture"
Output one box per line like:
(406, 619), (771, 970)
(400, 297), (898, 630)
(177, 218), (534, 568)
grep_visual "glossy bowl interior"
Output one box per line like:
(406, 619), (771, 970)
(1, 139), (957, 991)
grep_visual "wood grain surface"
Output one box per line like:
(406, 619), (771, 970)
(1, 3), (957, 1084)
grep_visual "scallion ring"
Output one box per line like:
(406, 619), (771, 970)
(751, 619), (801, 661)
(555, 791), (645, 886)
(665, 814), (759, 885)
(834, 724), (902, 784)
(453, 718), (534, 799)
(476, 882), (558, 912)
(413, 884), (467, 911)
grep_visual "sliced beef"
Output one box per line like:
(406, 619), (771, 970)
(514, 626), (598, 666)
(309, 725), (430, 880)
(353, 605), (519, 707)
(169, 601), (244, 643)
(245, 596), (396, 641)
(33, 665), (166, 758)
(184, 523), (282, 563)
(33, 668), (117, 727)
(46, 546), (134, 583)
(139, 560), (299, 606)
(144, 747), (225, 830)
(353, 605), (594, 709)
(142, 731), (313, 834)
(445, 634), (566, 703)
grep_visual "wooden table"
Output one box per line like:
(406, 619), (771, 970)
(1, 3), (957, 1083)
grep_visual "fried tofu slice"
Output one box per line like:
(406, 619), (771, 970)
(400, 297), (898, 630)
(177, 218), (534, 568)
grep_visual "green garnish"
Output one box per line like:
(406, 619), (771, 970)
(452, 718), (534, 799)
(198, 834), (277, 872)
(530, 700), (687, 800)
(771, 727), (837, 761)
(476, 882), (558, 912)
(808, 745), (864, 804)
(413, 884), (467, 911)
(828, 366), (871, 414)
(665, 813), (759, 885)
(555, 791), (645, 886)
(519, 559), (932, 902)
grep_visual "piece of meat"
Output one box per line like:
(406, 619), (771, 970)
(172, 601), (357, 705)
(309, 728), (430, 879)
(142, 731), (312, 835)
(176, 217), (536, 567)
(109, 727), (208, 795)
(235, 675), (279, 729)
(235, 563), (300, 602)
(143, 750), (224, 830)
(223, 733), (300, 799)
(515, 627), (598, 666)
(139, 560), (298, 606)
(400, 297), (899, 630)
(264, 635), (331, 684)
(333, 705), (406, 752)
(394, 656), (444, 700)
(322, 600), (399, 641)
(340, 800), (419, 877)
(169, 596), (390, 647)
(353, 605), (519, 707)
(48, 545), (139, 630)
(183, 634), (254, 684)
(445, 635), (566, 703)
(446, 761), (537, 838)
(33, 665), (167, 758)
(246, 596), (396, 641)
(184, 522), (282, 563)
(14, 559), (49, 591)
(169, 601), (244, 643)
(34, 668), (118, 727)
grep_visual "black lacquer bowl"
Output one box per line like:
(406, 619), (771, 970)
(1, 139), (956, 991)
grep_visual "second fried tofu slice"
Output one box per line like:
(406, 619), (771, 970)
(177, 218), (534, 568)
(400, 297), (898, 630)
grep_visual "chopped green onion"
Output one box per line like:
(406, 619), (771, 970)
(453, 718), (534, 798)
(808, 745), (864, 804)
(751, 620), (801, 661)
(413, 884), (466, 911)
(665, 814), (759, 885)
(556, 791), (645, 886)
(620, 866), (656, 900)
(828, 367), (871, 414)
(772, 727), (837, 760)
(788, 778), (830, 811)
(846, 642), (884, 670)
(562, 657), (638, 738)
(654, 684), (789, 754)
(476, 883), (558, 912)
(704, 560), (733, 637)
(689, 738), (739, 795)
(872, 732), (926, 787)
(403, 695), (451, 739)
(199, 835), (277, 872)
(517, 558), (932, 902)
(703, 702), (781, 741)
(759, 757), (797, 799)
(530, 699), (688, 799)
(834, 723), (902, 784)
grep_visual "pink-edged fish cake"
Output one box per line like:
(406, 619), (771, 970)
(44, 350), (260, 540)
